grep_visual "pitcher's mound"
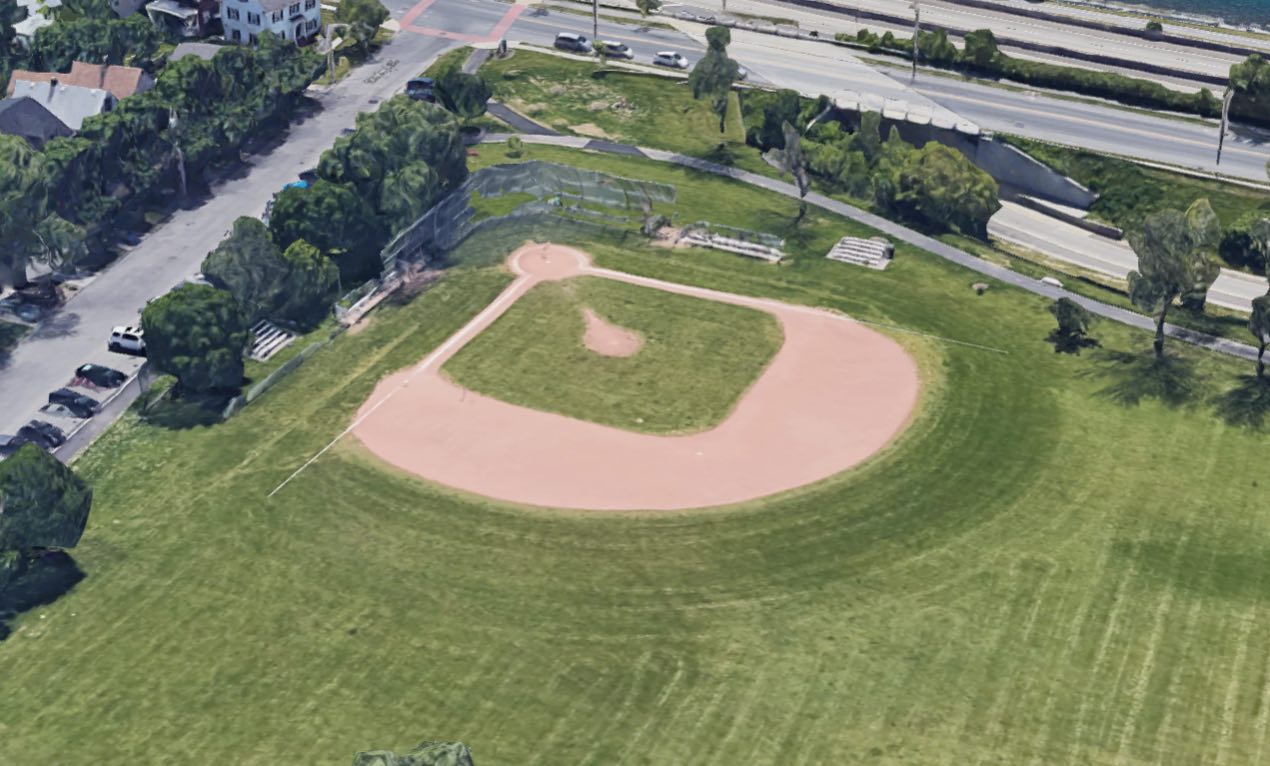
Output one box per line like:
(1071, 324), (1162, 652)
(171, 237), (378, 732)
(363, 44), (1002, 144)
(352, 243), (921, 511)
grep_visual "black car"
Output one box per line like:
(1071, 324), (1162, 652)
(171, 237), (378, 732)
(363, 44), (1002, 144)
(0, 434), (27, 457)
(406, 77), (436, 102)
(49, 387), (100, 418)
(20, 420), (67, 448)
(75, 363), (127, 388)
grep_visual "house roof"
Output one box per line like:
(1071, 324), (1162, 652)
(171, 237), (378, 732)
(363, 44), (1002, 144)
(0, 96), (73, 147)
(6, 62), (154, 101)
(9, 80), (116, 131)
(258, 0), (296, 14)
(170, 42), (224, 62)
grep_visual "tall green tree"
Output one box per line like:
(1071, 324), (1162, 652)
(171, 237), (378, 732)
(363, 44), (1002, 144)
(1229, 54), (1270, 125)
(873, 140), (1000, 236)
(1049, 296), (1094, 352)
(141, 284), (249, 393)
(1251, 291), (1270, 379)
(335, 0), (389, 55)
(0, 135), (86, 288)
(269, 180), (385, 283)
(436, 69), (491, 123)
(963, 28), (999, 68)
(688, 26), (739, 133)
(202, 218), (337, 326)
(1127, 198), (1222, 358)
(0, 444), (92, 594)
(29, 15), (161, 72)
(763, 121), (810, 221)
(0, 0), (26, 67)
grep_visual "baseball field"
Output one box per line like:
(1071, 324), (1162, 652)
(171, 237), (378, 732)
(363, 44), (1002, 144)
(1, 149), (1268, 765)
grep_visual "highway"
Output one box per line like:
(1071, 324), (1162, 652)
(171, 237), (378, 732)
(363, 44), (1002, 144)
(990, 202), (1270, 313)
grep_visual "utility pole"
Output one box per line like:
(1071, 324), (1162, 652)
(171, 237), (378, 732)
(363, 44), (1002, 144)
(592, 0), (598, 39)
(910, 0), (921, 83)
(1216, 87), (1235, 165)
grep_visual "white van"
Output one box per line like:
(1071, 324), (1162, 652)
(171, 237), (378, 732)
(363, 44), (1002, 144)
(108, 325), (146, 355)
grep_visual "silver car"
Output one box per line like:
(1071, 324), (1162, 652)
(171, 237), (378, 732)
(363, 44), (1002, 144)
(653, 51), (689, 69)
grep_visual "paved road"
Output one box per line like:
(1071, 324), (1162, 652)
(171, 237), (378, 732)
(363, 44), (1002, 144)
(990, 201), (1270, 312)
(0, 31), (458, 440)
(491, 132), (1267, 363)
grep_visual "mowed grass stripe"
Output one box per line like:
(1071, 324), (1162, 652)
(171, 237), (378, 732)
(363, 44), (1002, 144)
(442, 275), (783, 434)
(4, 152), (1270, 764)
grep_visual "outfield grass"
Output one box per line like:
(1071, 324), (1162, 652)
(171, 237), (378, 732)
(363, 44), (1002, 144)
(443, 276), (782, 433)
(4, 150), (1270, 766)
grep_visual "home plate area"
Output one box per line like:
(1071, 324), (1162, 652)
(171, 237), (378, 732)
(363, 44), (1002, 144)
(351, 243), (921, 511)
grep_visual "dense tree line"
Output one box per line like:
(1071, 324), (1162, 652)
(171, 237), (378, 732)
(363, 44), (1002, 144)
(0, 33), (320, 288)
(742, 90), (1000, 237)
(837, 28), (1270, 128)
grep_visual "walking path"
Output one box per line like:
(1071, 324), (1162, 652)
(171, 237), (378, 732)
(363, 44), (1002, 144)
(481, 132), (1266, 364)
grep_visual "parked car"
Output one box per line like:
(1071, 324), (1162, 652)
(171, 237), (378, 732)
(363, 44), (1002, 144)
(75, 363), (127, 388)
(554, 31), (591, 53)
(653, 51), (689, 69)
(736, 65), (749, 80)
(49, 388), (100, 418)
(108, 326), (146, 356)
(406, 77), (436, 102)
(0, 434), (29, 457)
(18, 420), (66, 449)
(598, 40), (634, 59)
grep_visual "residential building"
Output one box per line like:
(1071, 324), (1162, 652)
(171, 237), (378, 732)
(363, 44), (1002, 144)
(147, 0), (220, 38)
(7, 62), (155, 102)
(8, 81), (116, 131)
(220, 0), (320, 45)
(0, 97), (73, 149)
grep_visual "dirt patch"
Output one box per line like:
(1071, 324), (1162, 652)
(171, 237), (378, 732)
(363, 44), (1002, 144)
(571, 122), (613, 139)
(581, 307), (643, 357)
(352, 243), (921, 511)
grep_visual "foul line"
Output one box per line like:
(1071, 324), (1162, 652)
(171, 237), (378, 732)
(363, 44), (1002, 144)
(266, 274), (533, 499)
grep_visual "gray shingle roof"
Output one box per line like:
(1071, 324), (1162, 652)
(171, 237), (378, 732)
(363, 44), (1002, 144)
(0, 96), (74, 148)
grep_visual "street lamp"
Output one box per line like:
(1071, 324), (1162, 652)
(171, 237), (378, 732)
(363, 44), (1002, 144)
(1216, 87), (1235, 166)
(910, 0), (921, 83)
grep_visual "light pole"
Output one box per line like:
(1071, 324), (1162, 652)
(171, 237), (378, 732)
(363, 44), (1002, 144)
(592, 0), (598, 39)
(910, 0), (921, 83)
(1216, 87), (1235, 166)
(323, 22), (351, 85)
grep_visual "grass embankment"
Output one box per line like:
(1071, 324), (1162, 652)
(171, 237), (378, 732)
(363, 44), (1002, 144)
(443, 276), (782, 433)
(481, 50), (749, 158)
(3, 151), (1270, 765)
(1004, 135), (1270, 236)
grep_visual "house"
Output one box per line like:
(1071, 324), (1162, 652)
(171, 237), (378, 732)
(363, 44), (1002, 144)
(7, 62), (155, 101)
(147, 0), (220, 39)
(0, 97), (74, 149)
(8, 81), (116, 131)
(220, 0), (321, 45)
(12, 0), (61, 49)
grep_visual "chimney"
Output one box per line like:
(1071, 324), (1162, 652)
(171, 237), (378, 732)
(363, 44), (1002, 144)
(47, 79), (58, 100)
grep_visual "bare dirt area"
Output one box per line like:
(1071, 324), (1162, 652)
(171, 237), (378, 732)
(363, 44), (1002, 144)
(581, 307), (643, 357)
(351, 243), (921, 511)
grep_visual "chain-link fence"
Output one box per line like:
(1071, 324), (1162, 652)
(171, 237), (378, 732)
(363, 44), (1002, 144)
(379, 161), (677, 271)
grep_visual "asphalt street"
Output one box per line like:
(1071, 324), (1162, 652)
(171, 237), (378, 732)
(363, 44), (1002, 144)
(990, 202), (1270, 313)
(0, 31), (459, 440)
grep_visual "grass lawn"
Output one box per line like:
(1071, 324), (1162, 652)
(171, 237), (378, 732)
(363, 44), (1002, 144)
(4, 150), (1270, 766)
(481, 50), (747, 156)
(443, 276), (782, 433)
(1003, 135), (1270, 238)
(0, 319), (29, 358)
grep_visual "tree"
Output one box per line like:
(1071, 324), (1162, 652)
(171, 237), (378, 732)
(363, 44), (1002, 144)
(0, 135), (86, 288)
(635, 0), (661, 17)
(1251, 291), (1270, 379)
(1127, 198), (1222, 358)
(689, 26), (739, 133)
(335, 0), (389, 55)
(0, 0), (26, 64)
(962, 28), (999, 69)
(269, 180), (386, 283)
(1229, 54), (1270, 125)
(764, 121), (810, 221)
(436, 69), (491, 123)
(352, 741), (474, 766)
(744, 88), (801, 151)
(1218, 214), (1270, 272)
(141, 284), (249, 393)
(1049, 297), (1094, 352)
(874, 141), (1000, 236)
(29, 15), (161, 72)
(202, 218), (337, 326)
(1145, 19), (1164, 32)
(0, 444), (92, 594)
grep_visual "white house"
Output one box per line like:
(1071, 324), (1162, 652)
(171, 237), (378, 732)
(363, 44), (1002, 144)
(219, 0), (320, 45)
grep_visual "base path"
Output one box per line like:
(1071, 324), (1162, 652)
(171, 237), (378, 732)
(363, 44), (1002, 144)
(351, 244), (920, 511)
